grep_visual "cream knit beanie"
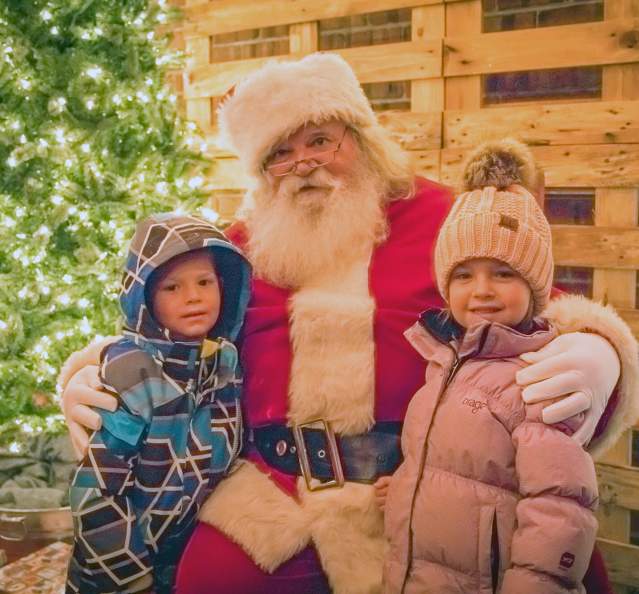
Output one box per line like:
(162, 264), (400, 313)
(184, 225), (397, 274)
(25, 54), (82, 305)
(434, 139), (553, 316)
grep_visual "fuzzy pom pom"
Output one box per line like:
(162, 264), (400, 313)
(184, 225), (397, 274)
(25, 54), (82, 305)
(461, 138), (538, 192)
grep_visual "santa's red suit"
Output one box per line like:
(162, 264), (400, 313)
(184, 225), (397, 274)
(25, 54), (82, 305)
(175, 178), (622, 594)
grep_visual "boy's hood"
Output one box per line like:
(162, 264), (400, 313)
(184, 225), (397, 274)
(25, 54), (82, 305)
(120, 213), (251, 343)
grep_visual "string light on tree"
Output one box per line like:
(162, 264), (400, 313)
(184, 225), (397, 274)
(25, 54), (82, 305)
(0, 0), (208, 435)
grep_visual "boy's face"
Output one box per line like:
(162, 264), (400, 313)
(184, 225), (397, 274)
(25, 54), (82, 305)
(150, 250), (221, 341)
(448, 258), (532, 329)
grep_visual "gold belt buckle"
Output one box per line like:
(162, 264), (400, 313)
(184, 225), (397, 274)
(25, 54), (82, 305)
(291, 419), (345, 491)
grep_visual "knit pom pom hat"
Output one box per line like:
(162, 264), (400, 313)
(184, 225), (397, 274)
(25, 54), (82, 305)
(216, 53), (379, 178)
(434, 139), (553, 316)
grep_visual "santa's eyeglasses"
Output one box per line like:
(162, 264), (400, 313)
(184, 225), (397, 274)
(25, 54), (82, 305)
(263, 127), (348, 177)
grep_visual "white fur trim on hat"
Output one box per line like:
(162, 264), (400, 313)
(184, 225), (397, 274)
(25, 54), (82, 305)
(217, 53), (377, 177)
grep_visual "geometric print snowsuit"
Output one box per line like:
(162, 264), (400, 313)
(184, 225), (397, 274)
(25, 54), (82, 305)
(66, 214), (251, 593)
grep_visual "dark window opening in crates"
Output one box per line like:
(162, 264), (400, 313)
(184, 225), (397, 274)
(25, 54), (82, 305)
(211, 25), (290, 63)
(362, 81), (411, 112)
(318, 8), (411, 50)
(483, 66), (602, 105)
(544, 189), (594, 225)
(483, 0), (603, 33)
(553, 266), (593, 298)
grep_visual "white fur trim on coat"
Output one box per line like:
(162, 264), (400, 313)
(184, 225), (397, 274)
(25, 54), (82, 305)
(300, 479), (385, 594)
(543, 294), (639, 460)
(217, 53), (377, 177)
(287, 258), (376, 434)
(56, 335), (119, 391)
(198, 460), (311, 572)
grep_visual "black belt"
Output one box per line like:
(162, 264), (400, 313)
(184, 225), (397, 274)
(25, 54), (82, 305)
(248, 421), (402, 490)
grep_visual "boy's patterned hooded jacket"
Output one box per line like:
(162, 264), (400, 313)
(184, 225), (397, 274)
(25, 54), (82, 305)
(67, 214), (251, 594)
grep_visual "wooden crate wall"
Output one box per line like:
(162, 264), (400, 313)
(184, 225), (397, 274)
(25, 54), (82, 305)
(176, 0), (639, 590)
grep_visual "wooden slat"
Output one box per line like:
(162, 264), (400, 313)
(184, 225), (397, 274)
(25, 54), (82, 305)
(289, 22), (318, 54)
(596, 462), (639, 510)
(443, 0), (481, 111)
(184, 40), (442, 99)
(180, 0), (441, 38)
(412, 149), (440, 180)
(184, 33), (211, 129)
(444, 18), (639, 77)
(444, 100), (639, 148)
(376, 111), (441, 150)
(597, 538), (639, 588)
(411, 5), (445, 113)
(208, 158), (248, 190)
(618, 307), (639, 336)
(551, 225), (639, 269)
(440, 144), (639, 188)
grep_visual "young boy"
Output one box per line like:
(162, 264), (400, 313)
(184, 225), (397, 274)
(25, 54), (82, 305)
(66, 213), (251, 594)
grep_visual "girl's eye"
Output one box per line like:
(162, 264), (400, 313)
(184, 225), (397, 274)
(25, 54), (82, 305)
(495, 269), (516, 279)
(311, 136), (332, 148)
(162, 284), (178, 292)
(451, 271), (470, 280)
(199, 278), (215, 286)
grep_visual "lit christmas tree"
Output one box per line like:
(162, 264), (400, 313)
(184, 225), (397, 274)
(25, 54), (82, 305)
(0, 0), (212, 441)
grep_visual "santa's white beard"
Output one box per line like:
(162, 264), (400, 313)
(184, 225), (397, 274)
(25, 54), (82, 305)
(245, 159), (388, 288)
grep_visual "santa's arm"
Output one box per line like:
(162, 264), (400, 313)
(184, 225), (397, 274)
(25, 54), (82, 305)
(519, 294), (639, 460)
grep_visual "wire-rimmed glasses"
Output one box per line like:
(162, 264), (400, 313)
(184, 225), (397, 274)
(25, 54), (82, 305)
(264, 127), (348, 177)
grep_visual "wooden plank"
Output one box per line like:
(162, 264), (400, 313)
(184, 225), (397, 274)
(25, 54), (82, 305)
(411, 5), (444, 113)
(289, 22), (318, 54)
(184, 34), (211, 129)
(444, 100), (639, 148)
(550, 225), (639, 269)
(444, 18), (639, 77)
(440, 144), (639, 188)
(180, 0), (440, 38)
(412, 149), (441, 181)
(596, 462), (639, 511)
(376, 111), (441, 150)
(208, 158), (249, 190)
(618, 307), (639, 336)
(444, 0), (481, 111)
(597, 538), (639, 588)
(593, 189), (638, 306)
(184, 40), (442, 99)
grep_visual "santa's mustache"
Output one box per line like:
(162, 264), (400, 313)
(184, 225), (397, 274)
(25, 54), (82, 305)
(276, 168), (339, 197)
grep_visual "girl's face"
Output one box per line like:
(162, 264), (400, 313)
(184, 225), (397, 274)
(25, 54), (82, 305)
(448, 258), (532, 329)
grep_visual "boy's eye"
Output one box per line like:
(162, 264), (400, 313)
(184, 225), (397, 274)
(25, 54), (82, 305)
(161, 284), (178, 292)
(495, 269), (516, 279)
(451, 271), (470, 280)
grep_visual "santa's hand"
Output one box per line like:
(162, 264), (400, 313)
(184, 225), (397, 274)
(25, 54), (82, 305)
(374, 475), (392, 512)
(516, 332), (620, 446)
(62, 365), (117, 460)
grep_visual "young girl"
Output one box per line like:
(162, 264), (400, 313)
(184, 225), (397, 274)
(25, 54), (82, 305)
(383, 140), (599, 593)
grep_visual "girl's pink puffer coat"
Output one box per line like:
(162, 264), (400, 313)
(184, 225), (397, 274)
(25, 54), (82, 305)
(384, 311), (598, 594)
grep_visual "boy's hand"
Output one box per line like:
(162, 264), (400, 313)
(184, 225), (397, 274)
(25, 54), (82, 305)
(62, 365), (117, 460)
(373, 476), (392, 512)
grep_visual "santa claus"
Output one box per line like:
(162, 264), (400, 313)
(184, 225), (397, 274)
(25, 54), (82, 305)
(60, 53), (638, 594)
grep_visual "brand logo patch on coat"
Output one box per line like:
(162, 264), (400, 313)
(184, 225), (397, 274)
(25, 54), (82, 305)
(559, 552), (575, 569)
(462, 398), (487, 414)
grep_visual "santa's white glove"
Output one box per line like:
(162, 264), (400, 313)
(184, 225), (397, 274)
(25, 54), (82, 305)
(516, 332), (620, 446)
